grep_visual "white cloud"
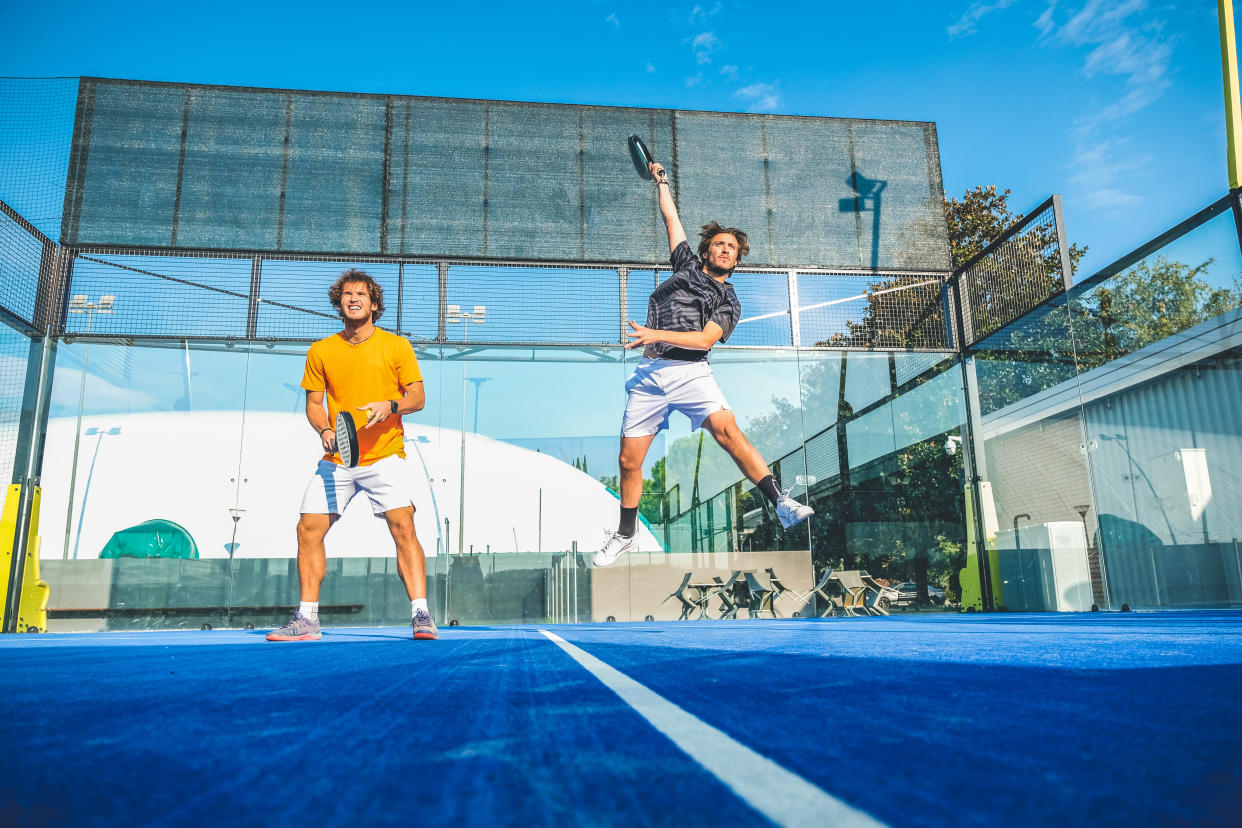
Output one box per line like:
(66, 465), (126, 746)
(1034, 3), (1057, 36)
(947, 0), (1019, 39)
(720, 64), (739, 81)
(685, 73), (704, 88)
(735, 82), (782, 113)
(1067, 137), (1150, 209)
(689, 3), (721, 24)
(691, 31), (718, 64)
(605, 13), (619, 26)
(1026, 2), (1177, 214)
(1050, 1), (1174, 137)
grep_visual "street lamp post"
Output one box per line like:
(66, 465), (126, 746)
(446, 305), (486, 556)
(63, 294), (116, 559)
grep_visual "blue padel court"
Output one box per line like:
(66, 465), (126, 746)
(2, 612), (1239, 827)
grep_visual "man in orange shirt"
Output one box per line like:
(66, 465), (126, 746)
(267, 269), (437, 641)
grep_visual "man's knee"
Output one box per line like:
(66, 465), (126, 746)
(706, 413), (742, 446)
(384, 507), (417, 540)
(297, 514), (331, 544)
(618, 438), (651, 474)
(619, 450), (644, 474)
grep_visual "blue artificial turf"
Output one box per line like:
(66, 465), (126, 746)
(1, 613), (1239, 827)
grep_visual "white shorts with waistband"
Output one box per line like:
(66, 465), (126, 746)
(621, 357), (731, 437)
(300, 454), (415, 516)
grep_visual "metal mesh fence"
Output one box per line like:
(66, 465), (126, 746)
(0, 77), (78, 241)
(0, 202), (48, 327)
(0, 321), (29, 486)
(54, 247), (953, 349)
(446, 263), (620, 344)
(797, 271), (947, 349)
(954, 197), (1068, 346)
(67, 251), (252, 338)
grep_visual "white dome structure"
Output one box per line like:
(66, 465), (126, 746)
(36, 411), (659, 561)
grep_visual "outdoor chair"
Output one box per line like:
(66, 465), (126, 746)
(743, 571), (776, 618)
(809, 568), (845, 617)
(858, 571), (892, 615)
(830, 570), (873, 616)
(762, 567), (792, 617)
(706, 571), (744, 619)
(658, 572), (699, 621)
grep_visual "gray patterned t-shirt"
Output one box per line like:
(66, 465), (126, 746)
(644, 241), (741, 361)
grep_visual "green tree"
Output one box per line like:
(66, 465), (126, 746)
(597, 457), (667, 526)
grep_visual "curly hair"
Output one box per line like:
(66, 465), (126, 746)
(328, 269), (385, 322)
(697, 221), (750, 262)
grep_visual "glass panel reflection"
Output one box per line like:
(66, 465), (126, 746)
(802, 350), (966, 613)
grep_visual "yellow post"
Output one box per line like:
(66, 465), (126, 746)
(0, 484), (49, 633)
(958, 482), (1003, 612)
(1220, 0), (1242, 188)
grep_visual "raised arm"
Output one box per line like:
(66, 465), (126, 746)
(650, 162), (687, 253)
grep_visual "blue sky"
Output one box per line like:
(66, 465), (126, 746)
(0, 0), (1231, 278)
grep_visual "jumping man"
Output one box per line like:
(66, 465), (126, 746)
(593, 162), (814, 567)
(268, 269), (438, 640)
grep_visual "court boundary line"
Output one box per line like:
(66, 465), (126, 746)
(538, 629), (888, 828)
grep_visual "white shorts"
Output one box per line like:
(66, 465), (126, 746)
(621, 357), (731, 437)
(300, 455), (415, 516)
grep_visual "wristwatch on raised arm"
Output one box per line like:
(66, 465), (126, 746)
(389, 400), (399, 414)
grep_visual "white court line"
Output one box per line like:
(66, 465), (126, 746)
(539, 630), (888, 828)
(738, 278), (940, 324)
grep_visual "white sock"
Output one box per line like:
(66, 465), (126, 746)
(411, 598), (428, 617)
(299, 601), (319, 622)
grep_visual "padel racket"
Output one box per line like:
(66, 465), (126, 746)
(629, 135), (654, 180)
(335, 411), (359, 468)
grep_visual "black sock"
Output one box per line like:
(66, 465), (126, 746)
(757, 474), (781, 506)
(618, 506), (638, 537)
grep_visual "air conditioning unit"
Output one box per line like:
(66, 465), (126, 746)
(993, 521), (1092, 612)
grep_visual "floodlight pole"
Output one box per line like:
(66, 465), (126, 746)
(62, 296), (116, 559)
(446, 305), (486, 556)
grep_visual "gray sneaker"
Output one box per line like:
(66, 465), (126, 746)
(412, 608), (438, 640)
(266, 611), (322, 641)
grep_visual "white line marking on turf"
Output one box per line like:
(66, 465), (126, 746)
(539, 630), (888, 828)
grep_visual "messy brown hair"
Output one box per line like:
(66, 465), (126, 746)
(697, 221), (750, 263)
(328, 269), (385, 322)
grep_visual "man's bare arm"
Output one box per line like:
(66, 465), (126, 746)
(306, 389), (334, 451)
(625, 320), (723, 351)
(359, 380), (426, 429)
(649, 162), (687, 253)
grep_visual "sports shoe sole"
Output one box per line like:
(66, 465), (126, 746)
(413, 630), (438, 640)
(265, 631), (323, 641)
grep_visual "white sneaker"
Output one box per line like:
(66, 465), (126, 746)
(592, 531), (636, 567)
(776, 490), (814, 529)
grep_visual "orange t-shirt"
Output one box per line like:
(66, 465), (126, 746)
(301, 328), (422, 466)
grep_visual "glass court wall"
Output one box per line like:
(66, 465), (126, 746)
(5, 75), (1242, 632)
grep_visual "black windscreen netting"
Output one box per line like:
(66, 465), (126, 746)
(63, 78), (951, 271)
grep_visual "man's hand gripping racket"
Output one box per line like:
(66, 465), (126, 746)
(628, 135), (669, 186)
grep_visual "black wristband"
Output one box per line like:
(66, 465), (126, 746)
(389, 400), (399, 414)
(319, 427), (332, 436)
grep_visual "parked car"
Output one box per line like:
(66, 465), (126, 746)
(895, 582), (946, 606)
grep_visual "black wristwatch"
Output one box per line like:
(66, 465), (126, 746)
(389, 400), (399, 414)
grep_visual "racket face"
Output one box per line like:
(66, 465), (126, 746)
(335, 411), (359, 468)
(628, 135), (654, 179)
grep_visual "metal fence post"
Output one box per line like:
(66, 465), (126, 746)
(787, 270), (800, 347)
